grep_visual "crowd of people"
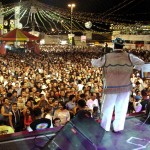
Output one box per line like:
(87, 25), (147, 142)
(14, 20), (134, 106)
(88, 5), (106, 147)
(0, 45), (150, 135)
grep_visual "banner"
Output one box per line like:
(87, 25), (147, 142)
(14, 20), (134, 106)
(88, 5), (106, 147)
(0, 43), (6, 55)
(68, 34), (75, 45)
(81, 35), (86, 42)
(0, 14), (4, 35)
(15, 6), (20, 28)
(141, 63), (150, 78)
(10, 19), (15, 31)
(0, 14), (3, 24)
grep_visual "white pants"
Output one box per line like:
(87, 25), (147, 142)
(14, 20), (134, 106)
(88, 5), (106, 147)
(101, 91), (130, 131)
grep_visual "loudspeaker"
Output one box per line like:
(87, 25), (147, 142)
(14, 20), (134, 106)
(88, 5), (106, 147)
(43, 110), (105, 150)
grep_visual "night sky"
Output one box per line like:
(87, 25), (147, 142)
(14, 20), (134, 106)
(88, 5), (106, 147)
(1, 0), (150, 14)
(1, 0), (149, 33)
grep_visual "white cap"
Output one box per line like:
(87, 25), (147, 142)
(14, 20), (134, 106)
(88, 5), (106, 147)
(41, 84), (48, 89)
(24, 77), (28, 80)
(46, 75), (51, 78)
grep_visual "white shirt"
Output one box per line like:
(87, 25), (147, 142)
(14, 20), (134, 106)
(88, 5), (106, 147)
(86, 99), (99, 111)
(0, 76), (4, 83)
(77, 84), (84, 91)
(45, 114), (53, 128)
(91, 52), (144, 70)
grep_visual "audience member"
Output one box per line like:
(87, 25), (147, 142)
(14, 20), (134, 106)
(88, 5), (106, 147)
(54, 101), (70, 126)
(9, 103), (23, 132)
(24, 107), (33, 129)
(0, 45), (149, 135)
(27, 107), (51, 131)
(53, 118), (62, 128)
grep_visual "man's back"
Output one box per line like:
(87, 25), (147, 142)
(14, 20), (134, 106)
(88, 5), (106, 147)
(103, 51), (133, 94)
(29, 118), (51, 131)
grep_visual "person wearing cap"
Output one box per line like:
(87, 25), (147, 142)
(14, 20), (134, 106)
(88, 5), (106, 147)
(40, 84), (48, 96)
(91, 37), (145, 133)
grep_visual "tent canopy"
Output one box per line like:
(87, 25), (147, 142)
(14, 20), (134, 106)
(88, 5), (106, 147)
(1, 28), (39, 41)
(23, 31), (39, 41)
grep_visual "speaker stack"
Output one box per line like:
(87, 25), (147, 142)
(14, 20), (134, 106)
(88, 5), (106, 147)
(43, 110), (105, 150)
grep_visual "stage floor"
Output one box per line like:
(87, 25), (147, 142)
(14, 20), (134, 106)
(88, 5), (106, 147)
(98, 116), (150, 150)
(0, 115), (150, 150)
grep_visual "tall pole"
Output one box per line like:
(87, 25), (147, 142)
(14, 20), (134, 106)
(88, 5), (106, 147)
(70, 7), (72, 48)
(0, 2), (4, 36)
(68, 4), (75, 48)
(60, 20), (64, 41)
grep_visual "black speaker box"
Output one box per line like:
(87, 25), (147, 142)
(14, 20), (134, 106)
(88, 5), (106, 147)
(43, 110), (105, 150)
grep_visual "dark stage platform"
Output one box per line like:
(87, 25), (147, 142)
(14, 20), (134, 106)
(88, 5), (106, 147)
(0, 115), (150, 150)
(99, 115), (150, 150)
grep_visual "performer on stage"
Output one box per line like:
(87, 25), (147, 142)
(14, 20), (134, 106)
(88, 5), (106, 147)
(91, 37), (144, 133)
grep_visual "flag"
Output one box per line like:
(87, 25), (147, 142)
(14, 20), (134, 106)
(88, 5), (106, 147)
(0, 42), (6, 55)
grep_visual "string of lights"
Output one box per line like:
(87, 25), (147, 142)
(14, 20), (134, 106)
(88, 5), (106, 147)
(0, 0), (149, 34)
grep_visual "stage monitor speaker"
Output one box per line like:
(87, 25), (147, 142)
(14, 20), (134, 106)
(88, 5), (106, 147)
(42, 110), (105, 150)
